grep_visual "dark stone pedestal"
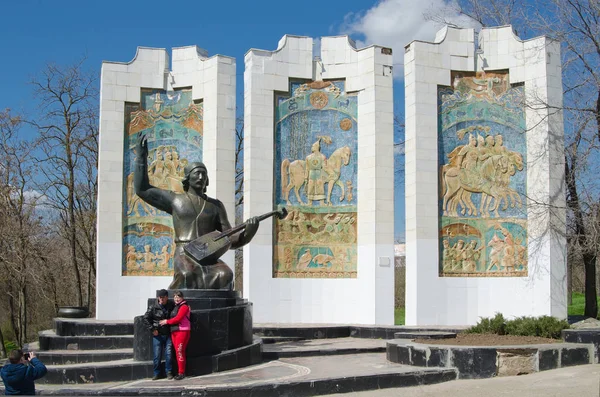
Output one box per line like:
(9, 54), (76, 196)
(134, 289), (259, 376)
(562, 328), (600, 359)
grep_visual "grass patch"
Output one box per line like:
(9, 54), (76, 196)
(394, 292), (596, 328)
(567, 292), (600, 316)
(568, 292), (585, 316)
(395, 307), (405, 325)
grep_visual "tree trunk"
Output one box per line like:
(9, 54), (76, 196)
(87, 258), (93, 310)
(567, 239), (573, 305)
(8, 293), (20, 347)
(67, 145), (83, 307)
(565, 156), (597, 318)
(584, 252), (598, 318)
(0, 327), (7, 358)
(18, 286), (26, 346)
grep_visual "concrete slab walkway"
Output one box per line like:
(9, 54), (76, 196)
(263, 337), (387, 357)
(322, 364), (600, 397)
(17, 353), (455, 396)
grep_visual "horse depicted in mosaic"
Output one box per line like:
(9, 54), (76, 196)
(281, 146), (352, 206)
(441, 148), (524, 218)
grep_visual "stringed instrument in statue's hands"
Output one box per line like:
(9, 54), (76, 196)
(184, 208), (288, 266)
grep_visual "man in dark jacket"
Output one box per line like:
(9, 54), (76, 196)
(1, 350), (47, 395)
(143, 289), (175, 380)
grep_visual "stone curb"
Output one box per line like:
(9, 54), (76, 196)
(387, 340), (595, 379)
(254, 325), (467, 340)
(262, 346), (386, 359)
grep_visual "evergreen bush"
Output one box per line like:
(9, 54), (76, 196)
(465, 314), (569, 339)
(464, 313), (506, 335)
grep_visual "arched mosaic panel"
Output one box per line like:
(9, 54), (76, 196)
(274, 80), (357, 278)
(122, 89), (203, 276)
(438, 71), (527, 277)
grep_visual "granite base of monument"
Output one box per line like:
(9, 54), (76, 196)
(133, 289), (260, 376)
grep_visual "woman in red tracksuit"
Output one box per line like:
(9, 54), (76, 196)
(159, 290), (190, 380)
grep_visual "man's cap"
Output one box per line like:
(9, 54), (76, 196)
(184, 161), (207, 178)
(157, 289), (169, 297)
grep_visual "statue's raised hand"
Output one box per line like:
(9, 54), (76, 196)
(242, 216), (259, 243)
(136, 132), (149, 162)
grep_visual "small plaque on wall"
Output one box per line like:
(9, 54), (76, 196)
(378, 257), (391, 267)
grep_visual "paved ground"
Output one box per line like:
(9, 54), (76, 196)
(321, 364), (600, 397)
(131, 353), (438, 388)
(29, 361), (600, 396)
(26, 353), (453, 395)
(262, 337), (387, 355)
(33, 353), (436, 389)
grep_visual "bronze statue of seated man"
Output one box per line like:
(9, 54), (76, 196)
(134, 133), (258, 289)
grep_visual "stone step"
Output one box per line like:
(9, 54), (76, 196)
(39, 358), (152, 384)
(54, 318), (134, 337)
(35, 348), (134, 365)
(23, 341), (39, 351)
(394, 331), (457, 340)
(392, 326), (467, 334)
(254, 325), (351, 339)
(254, 324), (444, 340)
(262, 337), (387, 359)
(259, 336), (306, 344)
(36, 341), (262, 384)
(38, 330), (134, 351)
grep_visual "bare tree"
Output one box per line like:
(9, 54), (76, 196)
(0, 109), (45, 347)
(74, 114), (98, 312)
(234, 116), (244, 292)
(425, 0), (530, 35)
(534, 0), (600, 318)
(394, 112), (405, 178)
(235, 116), (244, 208)
(30, 60), (98, 308)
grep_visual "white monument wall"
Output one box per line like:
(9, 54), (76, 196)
(404, 26), (566, 325)
(96, 46), (236, 320)
(243, 35), (395, 324)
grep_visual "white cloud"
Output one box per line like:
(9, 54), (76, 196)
(22, 189), (45, 203)
(340, 0), (479, 79)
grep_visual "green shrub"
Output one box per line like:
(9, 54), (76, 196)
(505, 316), (569, 339)
(465, 314), (569, 339)
(465, 313), (506, 335)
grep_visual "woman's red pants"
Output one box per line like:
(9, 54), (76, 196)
(171, 330), (190, 375)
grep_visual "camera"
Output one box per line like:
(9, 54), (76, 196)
(22, 353), (30, 360)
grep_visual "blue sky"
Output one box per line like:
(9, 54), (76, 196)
(0, 0), (471, 242)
